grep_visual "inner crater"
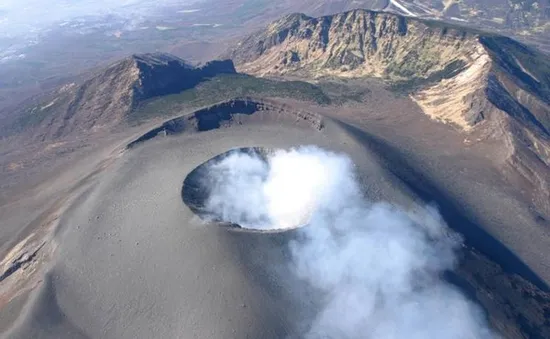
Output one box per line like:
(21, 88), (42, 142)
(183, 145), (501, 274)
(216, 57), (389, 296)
(181, 147), (312, 233)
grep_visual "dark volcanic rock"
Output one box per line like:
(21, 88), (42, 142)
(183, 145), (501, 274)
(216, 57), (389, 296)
(126, 97), (324, 148)
(133, 54), (236, 100)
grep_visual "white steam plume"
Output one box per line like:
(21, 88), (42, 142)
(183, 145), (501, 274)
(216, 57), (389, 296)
(204, 146), (495, 338)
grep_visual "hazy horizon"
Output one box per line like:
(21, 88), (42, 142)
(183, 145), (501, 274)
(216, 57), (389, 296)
(0, 0), (204, 62)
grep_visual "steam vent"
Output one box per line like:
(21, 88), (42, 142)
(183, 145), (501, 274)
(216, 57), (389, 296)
(182, 147), (310, 233)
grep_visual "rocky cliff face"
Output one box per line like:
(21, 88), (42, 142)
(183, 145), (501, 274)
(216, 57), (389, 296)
(229, 12), (478, 78)
(132, 54), (236, 101)
(14, 53), (236, 140)
(229, 11), (548, 132)
(229, 9), (550, 216)
(228, 11), (499, 130)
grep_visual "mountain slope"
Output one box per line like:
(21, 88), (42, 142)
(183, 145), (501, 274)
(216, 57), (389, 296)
(379, 0), (550, 54)
(12, 53), (236, 140)
(227, 10), (496, 133)
(228, 9), (550, 217)
(229, 12), (479, 80)
(228, 11), (549, 131)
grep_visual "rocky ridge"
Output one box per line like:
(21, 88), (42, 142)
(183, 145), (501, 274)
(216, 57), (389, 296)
(11, 53), (236, 141)
(228, 9), (550, 217)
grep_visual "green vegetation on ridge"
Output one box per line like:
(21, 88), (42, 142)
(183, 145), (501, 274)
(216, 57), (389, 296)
(389, 59), (468, 94)
(129, 74), (331, 123)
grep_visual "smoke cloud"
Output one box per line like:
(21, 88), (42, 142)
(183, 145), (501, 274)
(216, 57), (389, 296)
(203, 146), (495, 338)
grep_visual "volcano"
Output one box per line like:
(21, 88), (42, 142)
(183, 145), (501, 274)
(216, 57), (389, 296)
(0, 9), (549, 339)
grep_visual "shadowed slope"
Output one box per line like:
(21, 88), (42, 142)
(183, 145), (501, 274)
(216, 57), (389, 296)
(9, 53), (236, 140)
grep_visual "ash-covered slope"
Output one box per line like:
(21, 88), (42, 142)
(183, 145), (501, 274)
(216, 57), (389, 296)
(228, 9), (550, 217)
(12, 53), (236, 140)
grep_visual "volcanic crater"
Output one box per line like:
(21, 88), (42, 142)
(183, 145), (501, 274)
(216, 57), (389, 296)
(182, 147), (313, 233)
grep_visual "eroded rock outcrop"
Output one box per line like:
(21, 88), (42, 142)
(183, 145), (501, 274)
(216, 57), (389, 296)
(229, 9), (550, 217)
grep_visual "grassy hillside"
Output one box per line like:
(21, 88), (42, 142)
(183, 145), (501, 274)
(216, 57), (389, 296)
(128, 74), (331, 123)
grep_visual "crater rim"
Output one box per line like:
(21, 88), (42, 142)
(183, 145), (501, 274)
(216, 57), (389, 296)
(181, 146), (308, 234)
